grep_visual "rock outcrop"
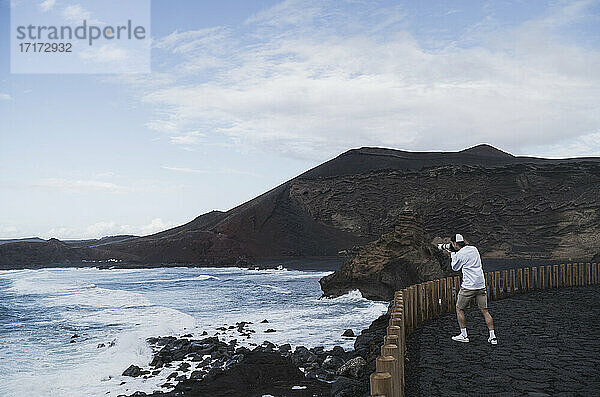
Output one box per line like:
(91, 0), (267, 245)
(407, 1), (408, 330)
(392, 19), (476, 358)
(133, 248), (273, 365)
(319, 210), (448, 301)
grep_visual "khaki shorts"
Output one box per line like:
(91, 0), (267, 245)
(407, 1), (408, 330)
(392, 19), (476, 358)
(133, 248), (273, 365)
(456, 287), (488, 310)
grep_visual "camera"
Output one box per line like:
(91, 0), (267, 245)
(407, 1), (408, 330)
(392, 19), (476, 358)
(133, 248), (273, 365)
(437, 242), (457, 252)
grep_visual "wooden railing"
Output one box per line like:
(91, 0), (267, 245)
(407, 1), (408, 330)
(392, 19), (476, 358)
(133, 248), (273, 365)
(368, 262), (599, 397)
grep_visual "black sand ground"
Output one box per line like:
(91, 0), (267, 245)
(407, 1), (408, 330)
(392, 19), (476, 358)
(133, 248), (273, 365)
(405, 285), (600, 396)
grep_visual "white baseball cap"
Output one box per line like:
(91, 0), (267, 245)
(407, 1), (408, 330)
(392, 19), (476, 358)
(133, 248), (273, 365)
(454, 233), (464, 242)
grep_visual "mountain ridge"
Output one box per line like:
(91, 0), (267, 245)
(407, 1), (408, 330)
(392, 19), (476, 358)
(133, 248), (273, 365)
(1, 144), (599, 268)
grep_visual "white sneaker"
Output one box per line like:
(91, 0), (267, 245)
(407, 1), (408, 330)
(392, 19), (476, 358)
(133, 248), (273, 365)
(452, 334), (469, 343)
(488, 336), (498, 345)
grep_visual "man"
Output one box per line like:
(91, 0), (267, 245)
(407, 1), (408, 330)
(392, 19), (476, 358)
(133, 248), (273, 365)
(440, 234), (497, 345)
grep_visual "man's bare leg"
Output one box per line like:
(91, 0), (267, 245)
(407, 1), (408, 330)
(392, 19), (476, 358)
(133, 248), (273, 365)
(452, 306), (469, 342)
(456, 307), (466, 329)
(480, 308), (494, 330)
(481, 308), (497, 344)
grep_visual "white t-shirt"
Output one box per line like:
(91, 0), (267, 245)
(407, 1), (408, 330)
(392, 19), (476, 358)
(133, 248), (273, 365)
(450, 245), (486, 290)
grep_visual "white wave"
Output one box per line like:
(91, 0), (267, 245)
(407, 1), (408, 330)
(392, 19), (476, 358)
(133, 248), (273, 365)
(43, 286), (152, 308)
(127, 275), (220, 284)
(317, 288), (368, 303)
(282, 271), (334, 279)
(0, 293), (197, 397)
(260, 284), (292, 294)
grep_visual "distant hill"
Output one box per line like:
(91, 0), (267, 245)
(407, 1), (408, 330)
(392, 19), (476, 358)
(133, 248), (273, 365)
(63, 235), (139, 248)
(1, 144), (599, 267)
(0, 237), (46, 246)
(0, 238), (137, 268)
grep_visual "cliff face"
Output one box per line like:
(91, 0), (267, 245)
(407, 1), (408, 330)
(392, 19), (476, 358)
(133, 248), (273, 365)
(319, 211), (448, 301)
(2, 145), (599, 267)
(289, 161), (600, 260)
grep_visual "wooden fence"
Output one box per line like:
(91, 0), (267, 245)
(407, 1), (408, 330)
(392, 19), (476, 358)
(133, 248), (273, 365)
(368, 262), (599, 397)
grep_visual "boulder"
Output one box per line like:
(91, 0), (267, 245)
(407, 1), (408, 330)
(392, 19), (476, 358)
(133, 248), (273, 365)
(342, 329), (354, 337)
(322, 355), (345, 371)
(336, 357), (367, 378)
(320, 210), (448, 301)
(330, 346), (345, 357)
(123, 365), (145, 377)
(330, 376), (364, 397)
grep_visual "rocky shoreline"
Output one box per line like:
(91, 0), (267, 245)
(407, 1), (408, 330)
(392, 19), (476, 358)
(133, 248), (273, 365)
(117, 312), (391, 397)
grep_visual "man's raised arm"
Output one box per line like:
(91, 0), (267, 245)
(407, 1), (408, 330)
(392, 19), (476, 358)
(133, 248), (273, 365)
(450, 251), (463, 271)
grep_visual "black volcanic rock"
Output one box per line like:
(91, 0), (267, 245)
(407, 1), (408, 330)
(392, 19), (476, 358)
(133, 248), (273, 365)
(319, 210), (448, 300)
(123, 364), (147, 377)
(342, 329), (355, 337)
(140, 349), (330, 397)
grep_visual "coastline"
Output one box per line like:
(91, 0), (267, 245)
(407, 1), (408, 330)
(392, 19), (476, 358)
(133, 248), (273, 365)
(0, 256), (591, 272)
(0, 256), (346, 272)
(120, 310), (392, 397)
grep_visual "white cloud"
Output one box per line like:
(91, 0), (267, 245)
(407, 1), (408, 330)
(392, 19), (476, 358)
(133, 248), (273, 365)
(62, 4), (92, 23)
(523, 131), (600, 158)
(33, 178), (130, 193)
(131, 0), (600, 159)
(31, 177), (184, 194)
(169, 131), (206, 145)
(0, 93), (11, 101)
(0, 225), (19, 238)
(162, 165), (258, 177)
(79, 45), (129, 63)
(39, 0), (55, 12)
(162, 166), (208, 174)
(46, 218), (178, 239)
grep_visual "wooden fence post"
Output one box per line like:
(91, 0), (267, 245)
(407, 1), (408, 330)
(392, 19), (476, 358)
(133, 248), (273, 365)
(509, 269), (516, 295)
(560, 264), (565, 287)
(579, 263), (584, 285)
(418, 284), (425, 324)
(539, 266), (545, 290)
(524, 267), (529, 292)
(532, 267), (538, 290)
(553, 265), (559, 289)
(434, 279), (440, 317)
(428, 281), (435, 319)
(425, 281), (432, 320)
(423, 282), (430, 320)
(587, 263), (592, 285)
(594, 263), (598, 285)
(412, 285), (417, 331)
(546, 265), (552, 289)
(517, 268), (523, 293)
(380, 347), (400, 397)
(494, 271), (501, 298)
(567, 264), (572, 286)
(370, 372), (392, 397)
(447, 277), (454, 312)
(405, 288), (412, 333)
(440, 278), (447, 314)
(502, 270), (508, 297)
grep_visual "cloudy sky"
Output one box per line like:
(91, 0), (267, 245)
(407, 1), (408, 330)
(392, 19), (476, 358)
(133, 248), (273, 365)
(1, 0), (599, 239)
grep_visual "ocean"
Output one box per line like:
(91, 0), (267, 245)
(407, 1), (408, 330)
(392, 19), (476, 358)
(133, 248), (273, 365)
(0, 266), (388, 397)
